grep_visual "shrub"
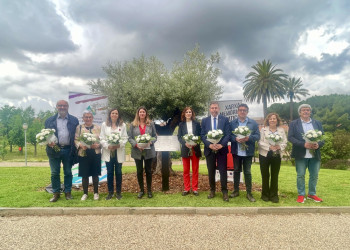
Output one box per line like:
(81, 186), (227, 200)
(170, 151), (181, 159)
(322, 159), (350, 170)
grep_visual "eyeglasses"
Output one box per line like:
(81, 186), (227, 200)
(238, 109), (248, 113)
(57, 105), (68, 108)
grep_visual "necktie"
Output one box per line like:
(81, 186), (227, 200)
(214, 117), (217, 130)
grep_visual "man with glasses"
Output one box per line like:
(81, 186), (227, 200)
(288, 104), (324, 203)
(230, 104), (260, 202)
(45, 100), (79, 202)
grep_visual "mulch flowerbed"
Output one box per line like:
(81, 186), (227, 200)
(78, 171), (262, 194)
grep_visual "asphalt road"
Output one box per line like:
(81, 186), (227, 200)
(1, 213), (350, 250)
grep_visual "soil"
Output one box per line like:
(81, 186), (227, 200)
(76, 171), (262, 194)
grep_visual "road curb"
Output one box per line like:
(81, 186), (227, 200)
(1, 206), (350, 216)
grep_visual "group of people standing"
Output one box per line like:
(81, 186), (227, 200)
(46, 100), (324, 204)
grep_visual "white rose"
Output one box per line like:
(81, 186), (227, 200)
(317, 131), (322, 135)
(306, 134), (312, 138)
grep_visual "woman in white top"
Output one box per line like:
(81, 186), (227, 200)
(100, 108), (127, 200)
(177, 107), (202, 196)
(258, 112), (287, 203)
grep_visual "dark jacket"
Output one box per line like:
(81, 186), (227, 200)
(45, 113), (79, 159)
(230, 117), (260, 156)
(177, 120), (202, 158)
(288, 118), (324, 160)
(200, 115), (230, 157)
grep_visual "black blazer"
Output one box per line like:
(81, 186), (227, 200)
(288, 118), (325, 160)
(177, 120), (202, 158)
(44, 113), (79, 159)
(200, 115), (230, 157)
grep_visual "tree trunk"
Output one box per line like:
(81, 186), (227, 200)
(289, 96), (293, 122)
(10, 143), (12, 153)
(152, 151), (176, 176)
(34, 143), (37, 156)
(263, 95), (268, 118)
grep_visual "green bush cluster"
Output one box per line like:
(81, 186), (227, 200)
(322, 159), (350, 170)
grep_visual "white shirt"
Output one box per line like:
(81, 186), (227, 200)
(186, 121), (193, 134)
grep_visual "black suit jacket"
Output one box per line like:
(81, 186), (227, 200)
(288, 118), (324, 160)
(177, 120), (202, 158)
(200, 115), (230, 157)
(44, 113), (79, 159)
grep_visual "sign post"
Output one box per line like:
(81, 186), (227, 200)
(154, 136), (180, 191)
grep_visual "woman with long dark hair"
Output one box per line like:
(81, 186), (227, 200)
(100, 108), (127, 200)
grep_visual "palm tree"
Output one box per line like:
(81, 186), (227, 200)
(284, 77), (310, 121)
(243, 60), (287, 118)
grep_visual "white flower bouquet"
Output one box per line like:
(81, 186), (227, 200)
(78, 132), (99, 156)
(183, 133), (201, 146)
(232, 126), (251, 151)
(106, 132), (127, 146)
(206, 129), (223, 144)
(303, 129), (323, 156)
(267, 133), (283, 156)
(136, 133), (155, 149)
(36, 128), (60, 152)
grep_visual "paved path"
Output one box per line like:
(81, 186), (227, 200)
(1, 213), (350, 249)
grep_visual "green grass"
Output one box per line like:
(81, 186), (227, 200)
(1, 143), (133, 162)
(0, 163), (349, 207)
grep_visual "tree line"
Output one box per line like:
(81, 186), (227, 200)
(0, 105), (54, 157)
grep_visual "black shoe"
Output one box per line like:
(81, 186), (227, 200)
(270, 196), (279, 203)
(193, 191), (199, 196)
(261, 195), (269, 202)
(65, 192), (73, 200)
(147, 192), (153, 198)
(105, 193), (114, 200)
(182, 191), (190, 196)
(229, 191), (239, 198)
(247, 193), (256, 202)
(223, 193), (229, 202)
(207, 191), (215, 199)
(116, 193), (122, 200)
(137, 191), (144, 199)
(49, 193), (60, 202)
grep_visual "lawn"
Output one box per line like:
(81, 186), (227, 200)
(0, 163), (349, 207)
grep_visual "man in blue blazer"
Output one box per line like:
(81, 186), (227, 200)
(230, 104), (260, 202)
(288, 104), (325, 203)
(201, 101), (231, 201)
(45, 100), (79, 202)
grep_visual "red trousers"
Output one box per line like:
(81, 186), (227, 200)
(182, 149), (199, 191)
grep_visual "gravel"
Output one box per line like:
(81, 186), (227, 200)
(1, 213), (350, 250)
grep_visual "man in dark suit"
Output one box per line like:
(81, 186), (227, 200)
(230, 104), (260, 202)
(201, 101), (230, 201)
(288, 104), (325, 203)
(45, 100), (79, 202)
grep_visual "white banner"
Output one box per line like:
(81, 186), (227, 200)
(217, 100), (242, 122)
(68, 92), (109, 125)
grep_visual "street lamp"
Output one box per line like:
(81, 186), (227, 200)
(22, 123), (28, 167)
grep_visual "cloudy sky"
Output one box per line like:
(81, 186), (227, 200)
(1, 0), (349, 117)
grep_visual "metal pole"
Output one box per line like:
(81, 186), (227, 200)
(24, 129), (27, 167)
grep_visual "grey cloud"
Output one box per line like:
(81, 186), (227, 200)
(0, 0), (77, 62)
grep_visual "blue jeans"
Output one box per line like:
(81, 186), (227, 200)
(233, 155), (253, 193)
(295, 158), (320, 196)
(48, 148), (72, 193)
(106, 154), (123, 194)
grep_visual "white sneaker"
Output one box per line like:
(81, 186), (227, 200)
(94, 193), (99, 200)
(81, 194), (88, 201)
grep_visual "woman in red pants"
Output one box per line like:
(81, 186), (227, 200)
(177, 107), (202, 196)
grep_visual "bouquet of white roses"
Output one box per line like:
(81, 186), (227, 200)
(232, 126), (251, 151)
(267, 133), (283, 156)
(303, 129), (323, 156)
(78, 132), (99, 156)
(106, 132), (126, 146)
(183, 133), (201, 146)
(206, 129), (223, 144)
(36, 128), (60, 152)
(136, 133), (155, 149)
